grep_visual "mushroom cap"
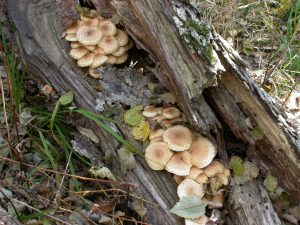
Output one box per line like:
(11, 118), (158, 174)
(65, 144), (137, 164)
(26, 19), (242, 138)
(88, 67), (101, 79)
(84, 18), (100, 27)
(187, 167), (204, 180)
(65, 20), (84, 34)
(98, 36), (119, 54)
(189, 136), (217, 168)
(77, 52), (95, 67)
(161, 119), (172, 127)
(150, 136), (164, 144)
(174, 175), (185, 184)
(203, 161), (225, 177)
(207, 192), (225, 209)
(69, 47), (89, 60)
(163, 107), (181, 119)
(144, 142), (173, 170)
(93, 47), (105, 54)
(115, 52), (128, 64)
(143, 106), (159, 118)
(77, 26), (103, 46)
(163, 125), (193, 151)
(196, 173), (209, 184)
(169, 117), (184, 123)
(112, 46), (126, 57)
(177, 178), (205, 199)
(115, 29), (129, 46)
(185, 215), (209, 225)
(91, 53), (109, 68)
(215, 173), (229, 185)
(99, 20), (118, 36)
(85, 45), (96, 51)
(149, 129), (164, 140)
(165, 151), (192, 176)
(223, 168), (231, 178)
(65, 33), (78, 42)
(70, 42), (82, 48)
(152, 114), (167, 122)
(123, 39), (134, 51)
(106, 55), (118, 64)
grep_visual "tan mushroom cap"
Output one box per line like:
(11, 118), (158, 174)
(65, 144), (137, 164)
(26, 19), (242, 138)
(88, 67), (101, 79)
(223, 168), (231, 178)
(115, 29), (129, 46)
(187, 167), (204, 180)
(91, 54), (108, 68)
(93, 47), (105, 54)
(143, 106), (159, 118)
(185, 215), (209, 225)
(207, 192), (225, 209)
(189, 136), (217, 168)
(115, 53), (128, 64)
(69, 47), (89, 60)
(77, 52), (95, 67)
(99, 20), (117, 36)
(65, 33), (78, 42)
(169, 117), (184, 123)
(149, 129), (164, 140)
(124, 39), (134, 51)
(150, 136), (163, 144)
(196, 173), (209, 184)
(98, 36), (119, 54)
(71, 42), (82, 48)
(174, 175), (185, 184)
(112, 46), (126, 57)
(106, 55), (118, 64)
(163, 107), (181, 119)
(165, 151), (192, 176)
(77, 26), (103, 46)
(65, 20), (84, 34)
(145, 142), (173, 170)
(177, 178), (205, 199)
(215, 173), (229, 185)
(85, 45), (96, 51)
(163, 125), (193, 151)
(203, 161), (225, 177)
(84, 18), (100, 27)
(153, 114), (167, 122)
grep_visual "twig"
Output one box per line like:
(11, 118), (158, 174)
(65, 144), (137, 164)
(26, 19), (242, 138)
(0, 71), (10, 140)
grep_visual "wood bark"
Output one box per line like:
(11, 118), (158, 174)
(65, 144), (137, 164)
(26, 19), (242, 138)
(4, 0), (299, 224)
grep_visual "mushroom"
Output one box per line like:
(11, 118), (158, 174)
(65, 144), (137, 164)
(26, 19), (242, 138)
(152, 114), (167, 122)
(70, 41), (82, 48)
(98, 36), (119, 54)
(69, 47), (89, 60)
(65, 20), (84, 34)
(77, 52), (95, 67)
(115, 52), (128, 64)
(207, 192), (225, 209)
(144, 142), (173, 170)
(85, 45), (96, 51)
(150, 136), (164, 144)
(143, 106), (159, 118)
(77, 26), (103, 46)
(163, 125), (193, 151)
(189, 136), (217, 168)
(196, 173), (209, 184)
(88, 67), (101, 79)
(91, 54), (109, 68)
(187, 167), (204, 180)
(112, 46), (126, 57)
(162, 107), (181, 119)
(65, 33), (78, 42)
(203, 161), (225, 177)
(185, 215), (209, 225)
(123, 39), (134, 51)
(174, 175), (184, 184)
(149, 129), (164, 140)
(177, 178), (205, 199)
(115, 29), (129, 46)
(165, 151), (192, 176)
(99, 20), (118, 36)
(215, 172), (229, 185)
(84, 18), (100, 27)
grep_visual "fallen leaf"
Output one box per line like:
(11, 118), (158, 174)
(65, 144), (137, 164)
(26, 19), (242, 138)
(118, 146), (136, 173)
(77, 126), (99, 144)
(132, 120), (150, 141)
(251, 127), (264, 140)
(59, 91), (74, 105)
(124, 105), (144, 126)
(89, 166), (116, 181)
(131, 199), (147, 218)
(170, 195), (206, 219)
(264, 175), (278, 192)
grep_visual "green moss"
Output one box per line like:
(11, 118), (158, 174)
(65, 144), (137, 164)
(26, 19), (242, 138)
(180, 18), (216, 64)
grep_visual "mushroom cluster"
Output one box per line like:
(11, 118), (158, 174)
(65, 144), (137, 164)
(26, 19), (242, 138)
(142, 105), (230, 225)
(63, 9), (133, 78)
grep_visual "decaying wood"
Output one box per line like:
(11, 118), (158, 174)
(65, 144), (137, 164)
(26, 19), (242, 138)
(4, 0), (299, 224)
(0, 207), (22, 225)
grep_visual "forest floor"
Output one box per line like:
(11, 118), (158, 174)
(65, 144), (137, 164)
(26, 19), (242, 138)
(0, 0), (299, 225)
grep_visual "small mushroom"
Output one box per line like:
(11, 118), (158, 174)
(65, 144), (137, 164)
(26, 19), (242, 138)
(70, 41), (82, 48)
(215, 173), (229, 185)
(123, 39), (134, 51)
(149, 129), (164, 140)
(115, 29), (129, 46)
(88, 67), (101, 79)
(162, 107), (181, 119)
(196, 173), (209, 184)
(65, 33), (78, 42)
(165, 151), (192, 176)
(77, 26), (103, 46)
(99, 20), (118, 36)
(150, 136), (164, 144)
(174, 175), (184, 184)
(77, 52), (95, 67)
(84, 18), (100, 27)
(115, 52), (128, 64)
(143, 106), (159, 118)
(91, 54), (109, 68)
(85, 45), (96, 51)
(153, 114), (167, 122)
(187, 167), (204, 180)
(112, 46), (126, 57)
(177, 178), (205, 199)
(98, 36), (119, 54)
(144, 142), (173, 170)
(65, 20), (84, 34)
(203, 161), (225, 177)
(163, 125), (193, 151)
(69, 47), (89, 60)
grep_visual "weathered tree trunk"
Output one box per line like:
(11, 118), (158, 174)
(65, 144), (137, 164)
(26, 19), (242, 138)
(4, 0), (299, 224)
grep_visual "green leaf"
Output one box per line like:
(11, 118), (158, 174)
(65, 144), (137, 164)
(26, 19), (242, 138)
(264, 175), (278, 192)
(230, 156), (245, 176)
(132, 119), (150, 141)
(50, 100), (60, 130)
(59, 91), (73, 105)
(123, 105), (144, 126)
(170, 195), (206, 219)
(251, 127), (265, 140)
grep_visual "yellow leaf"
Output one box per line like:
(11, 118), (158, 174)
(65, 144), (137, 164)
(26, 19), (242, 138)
(132, 120), (150, 141)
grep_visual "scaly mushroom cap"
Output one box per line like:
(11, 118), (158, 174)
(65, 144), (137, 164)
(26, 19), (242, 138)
(124, 39), (134, 51)
(106, 55), (118, 64)
(189, 136), (217, 168)
(169, 117), (184, 123)
(69, 47), (89, 60)
(65, 33), (78, 42)
(153, 114), (167, 122)
(89, 9), (103, 20)
(196, 173), (209, 184)
(145, 142), (173, 170)
(65, 20), (84, 34)
(70, 42), (82, 48)
(163, 107), (181, 119)
(115, 29), (129, 46)
(88, 67), (101, 79)
(115, 53), (128, 64)
(77, 26), (103, 46)
(163, 125), (193, 151)
(143, 106), (159, 118)
(215, 173), (229, 185)
(187, 167), (204, 180)
(165, 151), (192, 176)
(161, 119), (172, 127)
(98, 36), (119, 54)
(203, 161), (225, 177)
(149, 129), (164, 140)
(91, 54), (108, 68)
(185, 215), (209, 225)
(93, 47), (105, 54)
(84, 18), (100, 27)
(150, 136), (164, 144)
(99, 20), (117, 36)
(85, 45), (96, 51)
(174, 175), (185, 184)
(223, 168), (231, 178)
(77, 52), (95, 67)
(112, 46), (126, 57)
(177, 178), (205, 199)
